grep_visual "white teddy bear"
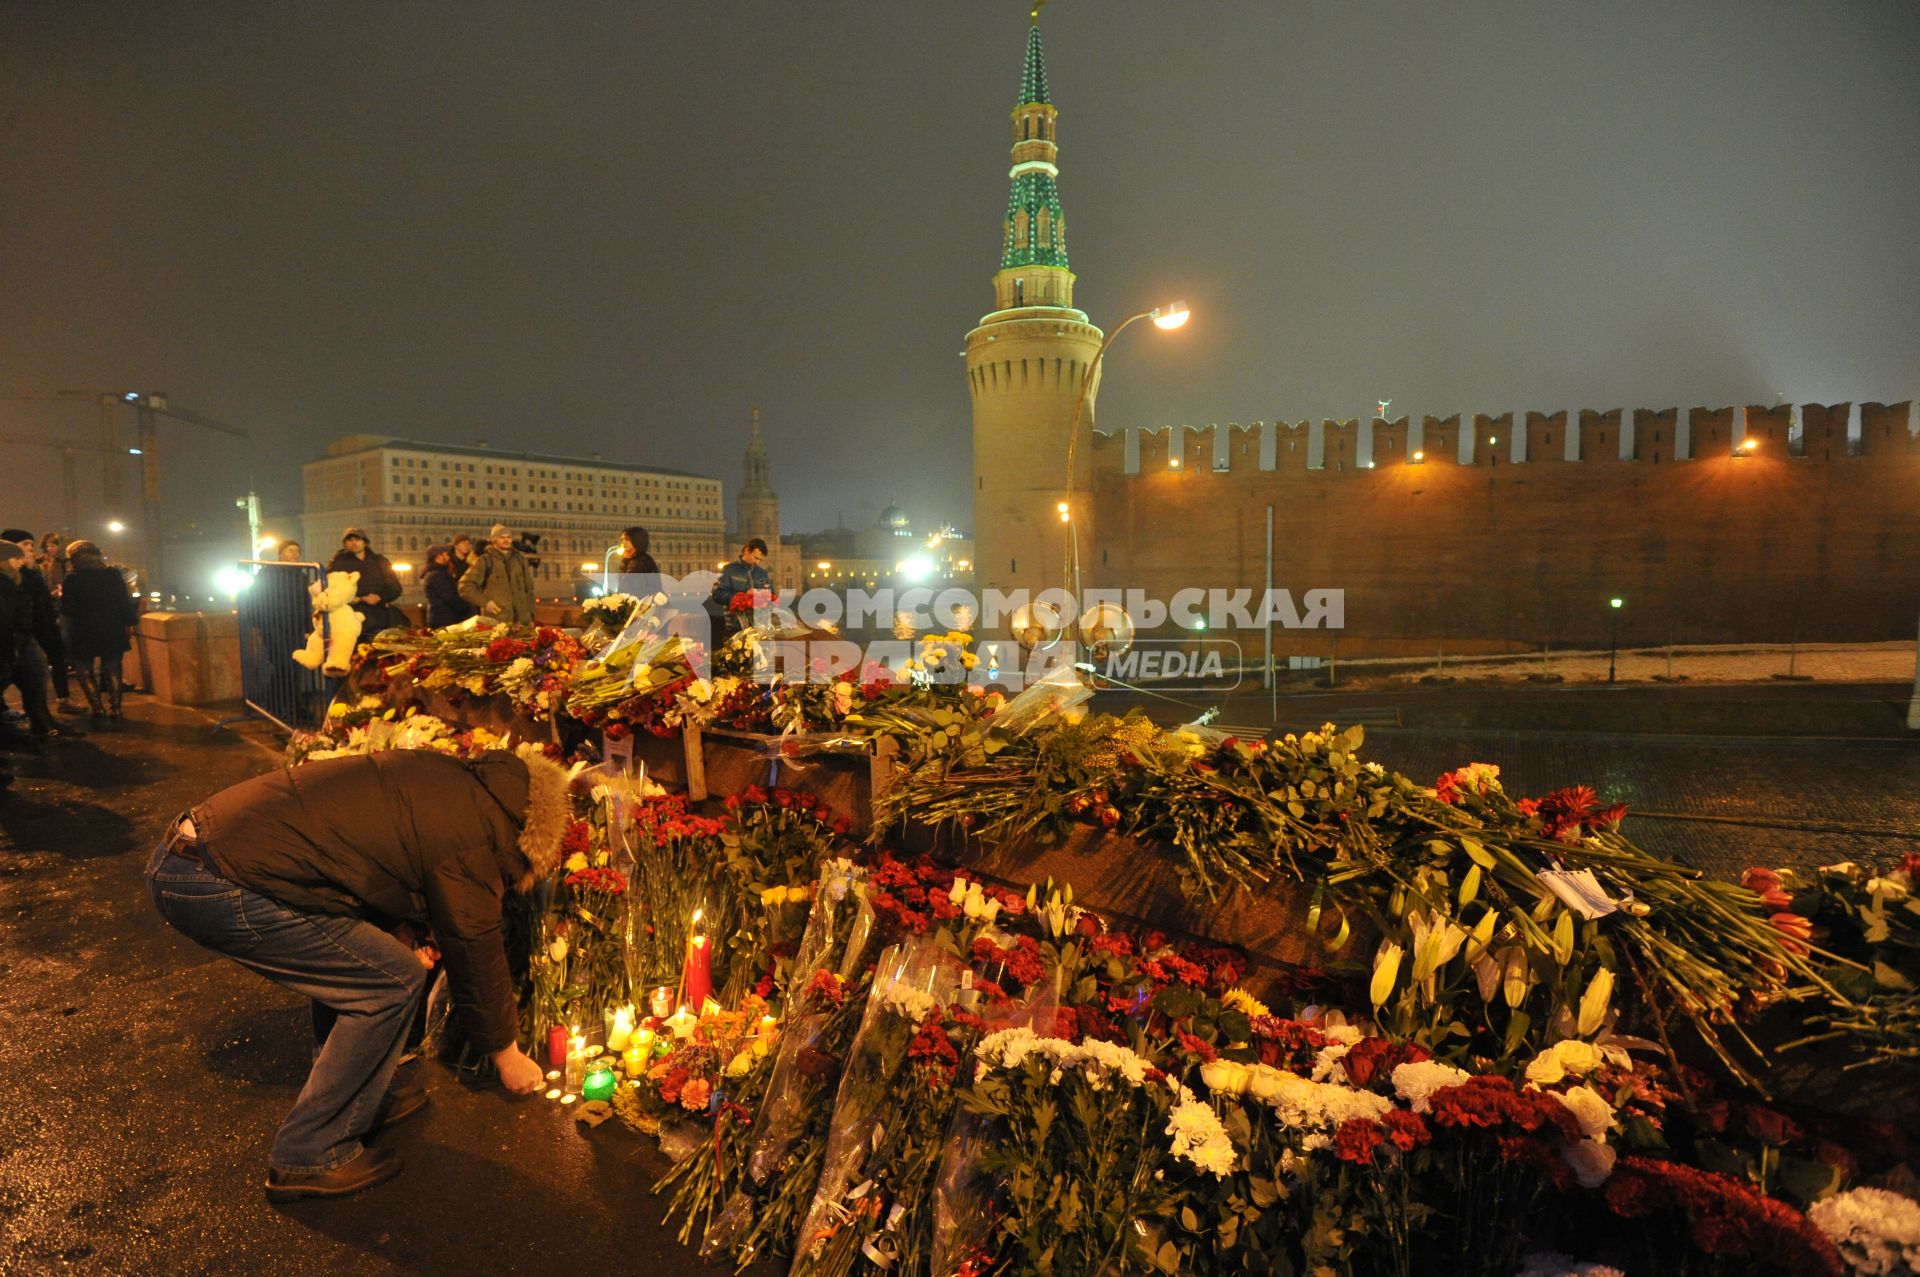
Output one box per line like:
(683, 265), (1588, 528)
(292, 570), (364, 676)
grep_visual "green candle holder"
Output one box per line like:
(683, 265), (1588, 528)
(581, 1057), (617, 1102)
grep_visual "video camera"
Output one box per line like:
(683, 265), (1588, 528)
(512, 531), (542, 572)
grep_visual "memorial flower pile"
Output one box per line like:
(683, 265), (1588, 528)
(313, 642), (1920, 1276)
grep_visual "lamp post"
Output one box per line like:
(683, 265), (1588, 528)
(1059, 301), (1189, 598)
(1607, 596), (1624, 684)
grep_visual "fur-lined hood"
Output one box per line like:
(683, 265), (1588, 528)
(512, 744), (575, 892)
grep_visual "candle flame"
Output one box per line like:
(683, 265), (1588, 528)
(691, 907), (704, 926)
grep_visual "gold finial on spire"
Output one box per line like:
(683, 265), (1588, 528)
(1031, 0), (1046, 25)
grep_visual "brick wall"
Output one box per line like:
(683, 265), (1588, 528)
(1090, 403), (1920, 655)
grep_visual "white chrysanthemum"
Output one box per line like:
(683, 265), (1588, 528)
(1073, 1037), (1153, 1089)
(1166, 1095), (1237, 1177)
(876, 980), (940, 1024)
(1809, 1186), (1920, 1277)
(1391, 1060), (1473, 1113)
(1255, 1067), (1392, 1132)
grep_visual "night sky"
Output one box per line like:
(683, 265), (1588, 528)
(3, 2), (1917, 582)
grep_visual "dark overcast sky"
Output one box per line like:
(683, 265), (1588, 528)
(3, 1), (1917, 555)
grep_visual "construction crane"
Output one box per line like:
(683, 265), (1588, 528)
(120, 393), (251, 600)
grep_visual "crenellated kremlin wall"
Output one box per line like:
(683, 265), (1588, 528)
(1091, 401), (1920, 657)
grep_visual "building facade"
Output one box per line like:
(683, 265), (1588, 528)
(966, 20), (1105, 603)
(300, 435), (726, 599)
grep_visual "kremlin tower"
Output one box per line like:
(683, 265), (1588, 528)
(965, 15), (1105, 605)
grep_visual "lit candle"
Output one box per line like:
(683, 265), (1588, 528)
(607, 1007), (635, 1053)
(633, 1027), (657, 1062)
(582, 1057), (617, 1102)
(683, 912), (712, 1010)
(565, 1032), (589, 1092)
(547, 1024), (569, 1070)
(666, 1006), (698, 1040)
(649, 985), (674, 1019)
(622, 1046), (646, 1075)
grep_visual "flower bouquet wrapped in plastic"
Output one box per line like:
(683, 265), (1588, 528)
(689, 858), (881, 1267)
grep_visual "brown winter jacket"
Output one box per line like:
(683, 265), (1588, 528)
(193, 748), (572, 1052)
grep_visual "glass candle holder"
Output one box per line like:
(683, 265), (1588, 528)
(581, 1057), (617, 1102)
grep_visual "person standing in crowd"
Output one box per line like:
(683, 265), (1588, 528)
(7, 530), (81, 720)
(709, 537), (772, 635)
(145, 746), (563, 1200)
(458, 524), (535, 624)
(420, 545), (473, 628)
(40, 531), (68, 593)
(450, 534), (476, 572)
(616, 525), (661, 599)
(278, 540), (305, 564)
(328, 529), (403, 635)
(618, 526), (658, 577)
(0, 530), (65, 743)
(59, 539), (139, 723)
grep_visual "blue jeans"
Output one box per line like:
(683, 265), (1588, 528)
(145, 845), (428, 1173)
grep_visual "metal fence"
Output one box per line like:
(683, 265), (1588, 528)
(235, 559), (327, 732)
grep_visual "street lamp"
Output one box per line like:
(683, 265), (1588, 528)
(107, 519), (125, 534)
(1061, 300), (1192, 596)
(1607, 596), (1624, 684)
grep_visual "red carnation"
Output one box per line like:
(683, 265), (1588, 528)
(1333, 1118), (1385, 1165)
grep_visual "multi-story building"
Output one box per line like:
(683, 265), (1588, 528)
(300, 435), (726, 599)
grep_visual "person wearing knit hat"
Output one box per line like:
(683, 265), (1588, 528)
(419, 544), (473, 629)
(328, 528), (404, 635)
(457, 524), (535, 624)
(147, 744), (571, 1199)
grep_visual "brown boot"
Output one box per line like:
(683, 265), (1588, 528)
(264, 1145), (402, 1202)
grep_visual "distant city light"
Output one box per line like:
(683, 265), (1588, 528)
(817, 561), (832, 571)
(256, 536), (278, 552)
(1169, 456), (1182, 469)
(1412, 451), (1425, 462)
(897, 555), (934, 584)
(127, 447), (143, 456)
(107, 519), (126, 533)
(213, 566), (253, 596)
(123, 391), (140, 402)
(393, 562), (413, 574)
(580, 561), (600, 572)
(1740, 436), (1760, 453)
(1609, 596), (1624, 609)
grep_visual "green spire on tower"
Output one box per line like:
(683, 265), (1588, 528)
(999, 18), (1069, 274)
(1019, 21), (1051, 106)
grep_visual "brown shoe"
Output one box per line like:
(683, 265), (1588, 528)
(264, 1145), (402, 1202)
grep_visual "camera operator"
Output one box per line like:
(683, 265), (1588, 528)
(457, 524), (536, 624)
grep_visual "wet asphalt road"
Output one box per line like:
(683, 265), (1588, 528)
(2, 692), (1917, 1275)
(0, 700), (728, 1277)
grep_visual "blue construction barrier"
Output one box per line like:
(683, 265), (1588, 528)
(235, 560), (328, 731)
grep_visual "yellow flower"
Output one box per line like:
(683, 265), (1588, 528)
(564, 852), (589, 874)
(1222, 987), (1271, 1019)
(327, 702), (348, 718)
(1576, 968), (1614, 1037)
(1370, 941), (1404, 1008)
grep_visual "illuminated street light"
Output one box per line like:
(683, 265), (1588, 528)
(1169, 455), (1182, 469)
(393, 562), (413, 574)
(580, 561), (600, 572)
(1061, 300), (1194, 595)
(1412, 450), (1425, 463)
(1608, 596), (1625, 684)
(107, 519), (126, 534)
(1739, 436), (1760, 454)
(817, 560), (832, 571)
